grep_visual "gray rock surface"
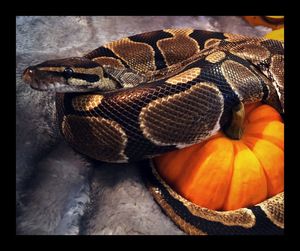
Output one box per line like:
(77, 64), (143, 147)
(16, 16), (270, 235)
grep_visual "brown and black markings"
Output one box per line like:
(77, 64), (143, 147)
(24, 28), (284, 234)
(57, 33), (281, 162)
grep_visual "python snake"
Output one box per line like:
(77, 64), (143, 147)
(22, 29), (284, 235)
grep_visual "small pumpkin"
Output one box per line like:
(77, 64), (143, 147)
(264, 28), (284, 41)
(154, 103), (284, 211)
(242, 16), (284, 30)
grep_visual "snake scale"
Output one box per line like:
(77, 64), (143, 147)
(22, 29), (284, 235)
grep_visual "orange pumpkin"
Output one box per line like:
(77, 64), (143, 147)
(242, 16), (284, 30)
(154, 103), (284, 211)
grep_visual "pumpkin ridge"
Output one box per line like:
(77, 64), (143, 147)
(244, 121), (283, 137)
(222, 139), (236, 211)
(245, 104), (283, 124)
(242, 139), (270, 196)
(220, 143), (235, 211)
(241, 137), (284, 197)
(223, 141), (268, 210)
(246, 116), (283, 124)
(184, 138), (234, 209)
(243, 120), (284, 150)
(243, 135), (284, 151)
(218, 143), (235, 210)
(221, 142), (240, 210)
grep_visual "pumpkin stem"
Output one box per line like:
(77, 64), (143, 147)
(224, 102), (245, 140)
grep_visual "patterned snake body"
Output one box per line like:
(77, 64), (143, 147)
(23, 29), (284, 234)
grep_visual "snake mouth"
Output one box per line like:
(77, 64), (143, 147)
(29, 82), (68, 92)
(22, 67), (66, 91)
(24, 78), (70, 92)
(28, 81), (96, 93)
(23, 67), (75, 92)
(22, 67), (100, 93)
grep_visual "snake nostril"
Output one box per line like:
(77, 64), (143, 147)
(22, 67), (35, 83)
(24, 66), (34, 75)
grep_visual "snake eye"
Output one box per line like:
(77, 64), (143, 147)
(63, 67), (74, 78)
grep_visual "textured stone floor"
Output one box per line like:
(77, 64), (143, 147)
(16, 16), (270, 235)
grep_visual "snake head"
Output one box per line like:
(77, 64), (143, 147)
(22, 57), (117, 92)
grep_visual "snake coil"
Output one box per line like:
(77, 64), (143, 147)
(23, 29), (284, 235)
